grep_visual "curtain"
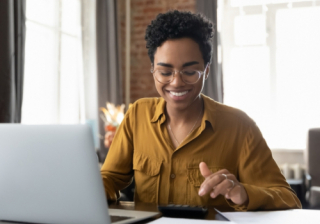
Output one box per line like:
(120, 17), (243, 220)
(96, 0), (122, 157)
(196, 0), (223, 103)
(0, 0), (26, 123)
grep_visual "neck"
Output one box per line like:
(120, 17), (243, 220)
(166, 96), (203, 125)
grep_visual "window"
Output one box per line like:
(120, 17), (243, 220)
(222, 0), (320, 150)
(22, 0), (84, 124)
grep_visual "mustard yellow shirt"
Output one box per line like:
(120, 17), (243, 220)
(101, 94), (301, 211)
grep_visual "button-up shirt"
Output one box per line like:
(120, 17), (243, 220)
(100, 94), (301, 211)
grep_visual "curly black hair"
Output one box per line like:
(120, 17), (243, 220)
(145, 10), (214, 65)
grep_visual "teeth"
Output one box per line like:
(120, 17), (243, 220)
(170, 91), (188, 96)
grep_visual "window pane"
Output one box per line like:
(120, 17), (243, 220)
(234, 14), (266, 46)
(22, 22), (58, 124)
(23, 0), (83, 125)
(26, 0), (57, 26)
(224, 46), (271, 130)
(273, 7), (320, 149)
(61, 0), (81, 36)
(59, 34), (82, 124)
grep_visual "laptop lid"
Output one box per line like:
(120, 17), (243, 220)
(0, 124), (110, 224)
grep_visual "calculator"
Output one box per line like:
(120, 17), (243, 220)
(158, 204), (208, 218)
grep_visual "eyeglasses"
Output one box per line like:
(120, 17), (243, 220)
(150, 64), (209, 84)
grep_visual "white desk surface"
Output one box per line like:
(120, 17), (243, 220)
(221, 209), (320, 224)
(1, 209), (319, 224)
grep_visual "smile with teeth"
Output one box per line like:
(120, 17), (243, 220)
(170, 90), (189, 96)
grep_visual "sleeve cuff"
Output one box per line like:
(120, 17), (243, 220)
(106, 190), (120, 201)
(225, 183), (255, 211)
(225, 196), (249, 211)
(226, 183), (282, 211)
(104, 182), (121, 201)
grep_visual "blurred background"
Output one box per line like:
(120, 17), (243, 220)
(1, 0), (320, 207)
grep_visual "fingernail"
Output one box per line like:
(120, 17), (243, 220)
(225, 194), (229, 199)
(198, 188), (204, 196)
(210, 192), (215, 198)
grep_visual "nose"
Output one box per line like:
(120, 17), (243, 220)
(170, 71), (185, 86)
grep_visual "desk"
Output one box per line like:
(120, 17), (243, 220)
(0, 201), (227, 224)
(109, 201), (229, 223)
(2, 202), (318, 224)
(110, 202), (320, 224)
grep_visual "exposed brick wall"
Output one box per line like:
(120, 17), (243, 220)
(117, 0), (196, 104)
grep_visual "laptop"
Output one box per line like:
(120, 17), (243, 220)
(0, 124), (158, 224)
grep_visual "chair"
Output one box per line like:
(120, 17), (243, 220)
(305, 128), (320, 209)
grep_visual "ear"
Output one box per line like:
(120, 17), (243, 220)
(205, 64), (210, 80)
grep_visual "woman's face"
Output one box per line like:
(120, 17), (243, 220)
(153, 37), (209, 111)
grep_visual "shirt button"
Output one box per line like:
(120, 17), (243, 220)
(170, 174), (176, 179)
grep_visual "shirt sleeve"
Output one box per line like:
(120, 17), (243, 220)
(100, 107), (134, 201)
(227, 122), (302, 211)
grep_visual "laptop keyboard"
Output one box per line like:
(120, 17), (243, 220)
(110, 215), (133, 223)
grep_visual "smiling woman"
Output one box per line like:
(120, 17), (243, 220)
(100, 10), (301, 211)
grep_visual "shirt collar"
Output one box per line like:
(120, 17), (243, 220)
(151, 97), (166, 123)
(150, 94), (218, 129)
(201, 93), (217, 130)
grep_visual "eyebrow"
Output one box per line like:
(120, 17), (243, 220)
(156, 61), (199, 68)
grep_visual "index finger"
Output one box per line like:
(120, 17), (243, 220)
(199, 162), (212, 178)
(201, 168), (231, 185)
(199, 169), (231, 195)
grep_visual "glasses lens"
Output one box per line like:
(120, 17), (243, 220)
(181, 70), (200, 84)
(154, 70), (172, 83)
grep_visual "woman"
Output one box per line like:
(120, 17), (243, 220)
(101, 10), (301, 211)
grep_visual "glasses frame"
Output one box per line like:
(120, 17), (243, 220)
(150, 63), (209, 84)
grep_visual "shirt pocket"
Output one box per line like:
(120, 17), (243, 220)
(186, 167), (235, 206)
(133, 153), (162, 203)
